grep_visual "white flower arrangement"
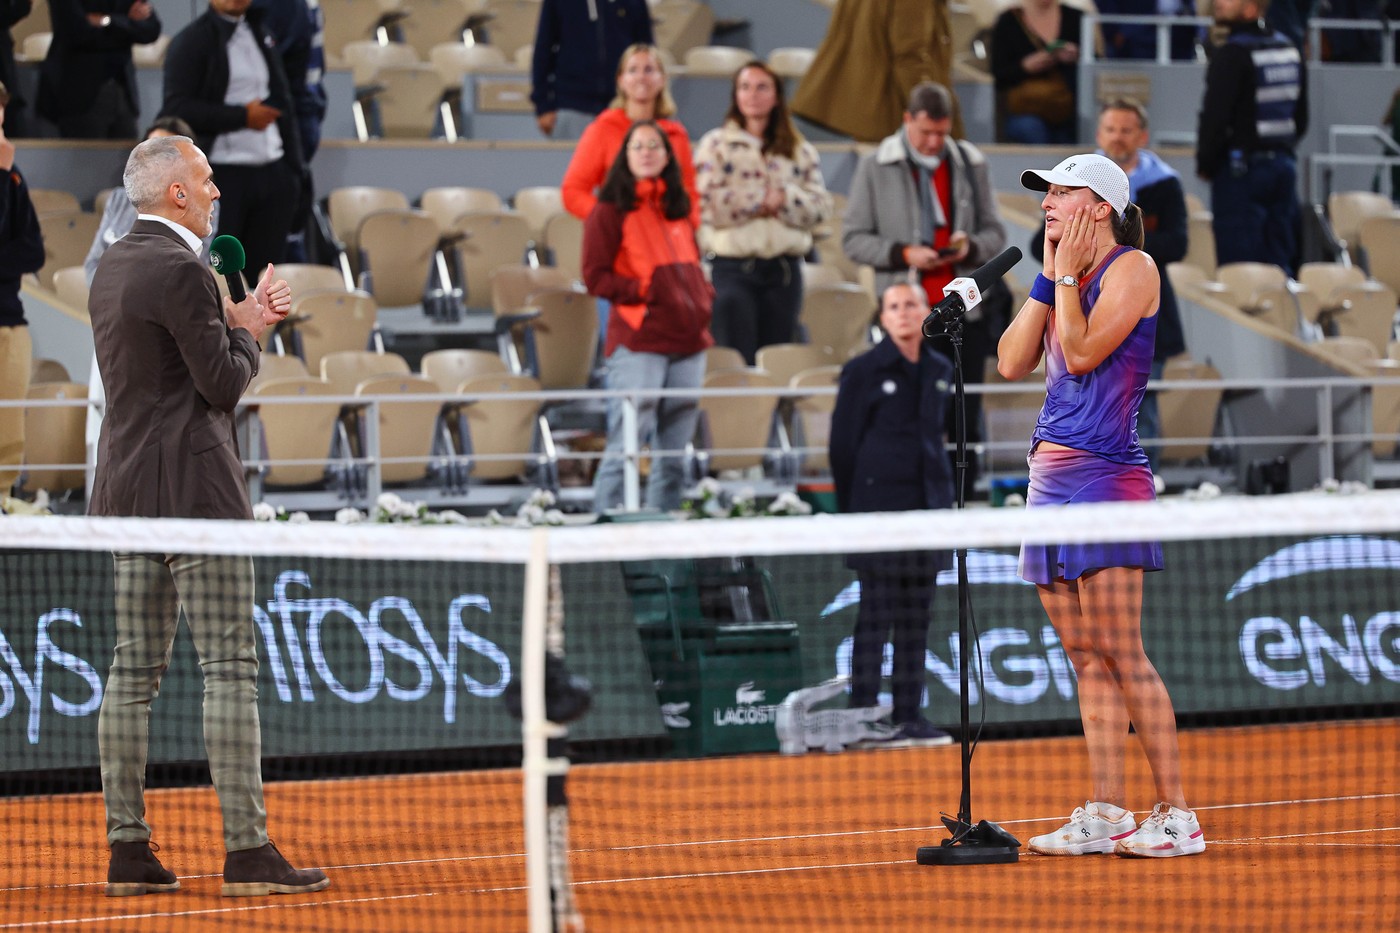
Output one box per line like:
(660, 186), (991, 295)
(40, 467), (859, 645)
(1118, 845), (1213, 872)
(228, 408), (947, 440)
(1182, 481), (1222, 501)
(682, 479), (811, 519)
(253, 502), (310, 523)
(0, 490), (50, 516)
(486, 488), (565, 527)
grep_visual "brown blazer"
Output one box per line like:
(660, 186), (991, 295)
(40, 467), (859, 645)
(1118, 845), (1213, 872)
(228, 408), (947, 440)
(88, 219), (259, 520)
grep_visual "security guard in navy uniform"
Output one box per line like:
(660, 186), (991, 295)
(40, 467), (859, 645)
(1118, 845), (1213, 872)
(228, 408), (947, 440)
(829, 281), (957, 746)
(1195, 0), (1308, 275)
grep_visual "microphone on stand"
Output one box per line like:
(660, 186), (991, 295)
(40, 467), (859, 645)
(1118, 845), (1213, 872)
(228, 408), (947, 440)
(209, 235), (248, 302)
(922, 246), (1023, 337)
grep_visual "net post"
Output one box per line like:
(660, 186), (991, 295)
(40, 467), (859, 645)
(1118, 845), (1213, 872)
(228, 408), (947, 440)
(521, 527), (552, 933)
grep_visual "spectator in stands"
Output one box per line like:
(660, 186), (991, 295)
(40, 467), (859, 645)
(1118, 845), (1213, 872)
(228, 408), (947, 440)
(0, 81), (44, 495)
(531, 0), (652, 141)
(581, 120), (712, 512)
(252, 0), (326, 261)
(791, 0), (962, 142)
(991, 0), (1084, 145)
(1263, 0), (1315, 48)
(0, 1), (31, 137)
(561, 42), (696, 223)
(1097, 0), (1198, 61)
(694, 60), (832, 365)
(1196, 0), (1307, 274)
(38, 0), (162, 139)
(1386, 86), (1400, 202)
(161, 0), (306, 277)
(1031, 99), (1188, 474)
(829, 281), (956, 747)
(1318, 0), (1383, 62)
(843, 82), (1007, 500)
(89, 134), (328, 899)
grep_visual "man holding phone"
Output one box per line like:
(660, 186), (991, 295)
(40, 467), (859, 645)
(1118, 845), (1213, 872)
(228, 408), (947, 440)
(843, 81), (1008, 498)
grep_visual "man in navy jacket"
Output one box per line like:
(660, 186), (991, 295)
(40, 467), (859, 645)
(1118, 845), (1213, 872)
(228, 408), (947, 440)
(530, 0), (652, 139)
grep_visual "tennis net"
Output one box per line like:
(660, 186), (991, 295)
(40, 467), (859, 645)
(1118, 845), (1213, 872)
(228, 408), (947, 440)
(1, 490), (1397, 931)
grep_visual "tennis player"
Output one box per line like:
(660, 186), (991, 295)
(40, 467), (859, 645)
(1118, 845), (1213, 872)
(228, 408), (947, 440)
(996, 154), (1205, 858)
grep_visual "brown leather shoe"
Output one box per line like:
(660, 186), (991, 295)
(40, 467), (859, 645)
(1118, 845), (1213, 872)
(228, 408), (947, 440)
(221, 842), (330, 897)
(106, 841), (180, 897)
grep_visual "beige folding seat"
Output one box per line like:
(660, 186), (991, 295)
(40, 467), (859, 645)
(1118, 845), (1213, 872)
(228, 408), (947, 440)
(1329, 283), (1398, 357)
(1328, 191), (1394, 261)
(19, 30), (51, 62)
(288, 291), (380, 373)
(355, 373), (447, 485)
(682, 45), (752, 76)
(1297, 261), (1367, 315)
(476, 0), (542, 57)
(1215, 262), (1289, 310)
(37, 211), (101, 289)
(51, 266), (89, 310)
(1185, 212), (1217, 277)
(457, 372), (551, 483)
(515, 288), (599, 390)
(363, 64), (458, 139)
(756, 343), (837, 388)
(453, 210), (533, 310)
(1157, 357), (1223, 465)
(421, 187), (505, 235)
(321, 350), (411, 394)
(421, 348), (508, 392)
(980, 358), (1047, 472)
(767, 47), (815, 79)
(652, 0), (716, 61)
(131, 33), (170, 67)
(800, 283), (876, 359)
(1358, 214), (1400, 297)
(401, 2), (484, 58)
(542, 211), (584, 279)
(29, 188), (80, 216)
(512, 186), (564, 241)
(490, 264), (575, 318)
(341, 38), (418, 85)
(277, 263), (350, 302)
(29, 358), (70, 385)
(320, 0), (409, 67)
(1241, 286), (1305, 337)
(328, 186), (410, 280)
(249, 377), (345, 488)
(799, 262), (845, 292)
(695, 368), (782, 475)
(1369, 359), (1400, 458)
(248, 353), (310, 393)
(21, 382), (87, 495)
(703, 344), (747, 375)
(356, 210), (441, 308)
(1316, 335), (1379, 367)
(788, 365), (840, 475)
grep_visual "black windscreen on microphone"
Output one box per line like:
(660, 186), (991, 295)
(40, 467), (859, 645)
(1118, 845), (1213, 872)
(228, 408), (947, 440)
(969, 246), (1023, 292)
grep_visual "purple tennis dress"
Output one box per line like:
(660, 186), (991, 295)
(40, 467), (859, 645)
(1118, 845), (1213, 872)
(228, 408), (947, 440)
(1019, 245), (1165, 584)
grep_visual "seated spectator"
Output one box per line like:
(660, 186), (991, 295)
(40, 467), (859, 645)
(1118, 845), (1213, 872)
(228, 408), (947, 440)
(694, 60), (832, 364)
(991, 0), (1084, 145)
(581, 121), (713, 513)
(1264, 0), (1316, 48)
(562, 43), (697, 223)
(0, 80), (42, 494)
(1319, 0), (1383, 62)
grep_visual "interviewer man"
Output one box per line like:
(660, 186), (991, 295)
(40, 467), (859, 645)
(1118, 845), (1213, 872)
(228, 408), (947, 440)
(88, 134), (328, 898)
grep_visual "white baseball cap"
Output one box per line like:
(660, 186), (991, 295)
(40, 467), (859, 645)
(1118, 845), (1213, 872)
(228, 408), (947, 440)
(1020, 153), (1130, 218)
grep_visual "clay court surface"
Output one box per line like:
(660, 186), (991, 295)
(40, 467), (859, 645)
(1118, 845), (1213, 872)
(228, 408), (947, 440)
(2, 718), (1395, 932)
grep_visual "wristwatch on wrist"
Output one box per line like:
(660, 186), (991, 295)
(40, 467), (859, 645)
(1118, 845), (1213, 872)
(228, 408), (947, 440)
(1056, 275), (1079, 288)
(99, 14), (112, 26)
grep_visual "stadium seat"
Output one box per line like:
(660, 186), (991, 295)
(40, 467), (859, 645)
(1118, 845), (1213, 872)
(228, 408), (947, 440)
(1316, 335), (1379, 367)
(456, 371), (555, 486)
(36, 211), (100, 289)
(767, 47), (815, 78)
(421, 186), (506, 233)
(29, 188), (80, 216)
(361, 64), (457, 139)
(1328, 190), (1394, 262)
(341, 38), (419, 86)
(401, 1), (482, 58)
(787, 364), (840, 475)
(1242, 285), (1305, 338)
(755, 343), (836, 388)
(20, 381), (86, 495)
(328, 186), (411, 280)
(1358, 214), (1400, 296)
(683, 45), (752, 77)
(1369, 359), (1400, 458)
(18, 31), (51, 62)
(1184, 211), (1217, 276)
(320, 0), (409, 68)
(542, 211), (584, 278)
(50, 266), (88, 311)
(1157, 357), (1223, 465)
(981, 357), (1046, 472)
(453, 210), (533, 310)
(703, 345), (747, 375)
(355, 373), (451, 486)
(355, 209), (442, 308)
(29, 357), (70, 385)
(692, 368), (787, 478)
(421, 348), (509, 392)
(248, 353), (310, 393)
(1328, 283), (1398, 357)
(511, 287), (599, 391)
(321, 349), (412, 395)
(248, 377), (346, 489)
(652, 0), (715, 62)
(799, 283), (876, 359)
(1215, 261), (1289, 311)
(477, 0), (542, 58)
(131, 33), (169, 67)
(277, 262), (351, 301)
(512, 186), (564, 240)
(1298, 261), (1367, 315)
(285, 290), (381, 373)
(799, 262), (846, 291)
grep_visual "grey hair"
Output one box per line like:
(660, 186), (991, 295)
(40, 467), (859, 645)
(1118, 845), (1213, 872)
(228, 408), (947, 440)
(882, 279), (930, 307)
(123, 136), (194, 212)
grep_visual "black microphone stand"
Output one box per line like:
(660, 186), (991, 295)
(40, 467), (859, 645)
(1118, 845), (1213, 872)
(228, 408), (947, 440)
(916, 307), (1020, 866)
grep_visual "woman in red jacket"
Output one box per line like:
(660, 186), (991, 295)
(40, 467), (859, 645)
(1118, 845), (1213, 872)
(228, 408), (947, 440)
(582, 120), (713, 512)
(562, 43), (698, 224)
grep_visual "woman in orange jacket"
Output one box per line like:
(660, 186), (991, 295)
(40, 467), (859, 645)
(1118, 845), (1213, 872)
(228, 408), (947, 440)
(582, 120), (713, 512)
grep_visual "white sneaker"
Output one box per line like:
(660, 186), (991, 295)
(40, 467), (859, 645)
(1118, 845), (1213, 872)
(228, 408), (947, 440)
(1028, 802), (1137, 856)
(1114, 803), (1206, 858)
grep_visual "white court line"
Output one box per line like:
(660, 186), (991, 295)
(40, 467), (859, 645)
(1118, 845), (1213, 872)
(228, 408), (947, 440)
(8, 792), (1396, 926)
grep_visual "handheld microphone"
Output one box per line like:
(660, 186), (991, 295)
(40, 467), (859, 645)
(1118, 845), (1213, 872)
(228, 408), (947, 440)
(922, 245), (1023, 337)
(209, 235), (248, 302)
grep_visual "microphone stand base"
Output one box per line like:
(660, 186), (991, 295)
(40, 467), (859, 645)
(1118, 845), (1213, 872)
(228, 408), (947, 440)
(915, 817), (1021, 866)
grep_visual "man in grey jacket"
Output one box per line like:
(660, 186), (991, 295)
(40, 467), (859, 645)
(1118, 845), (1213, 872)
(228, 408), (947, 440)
(843, 81), (1007, 499)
